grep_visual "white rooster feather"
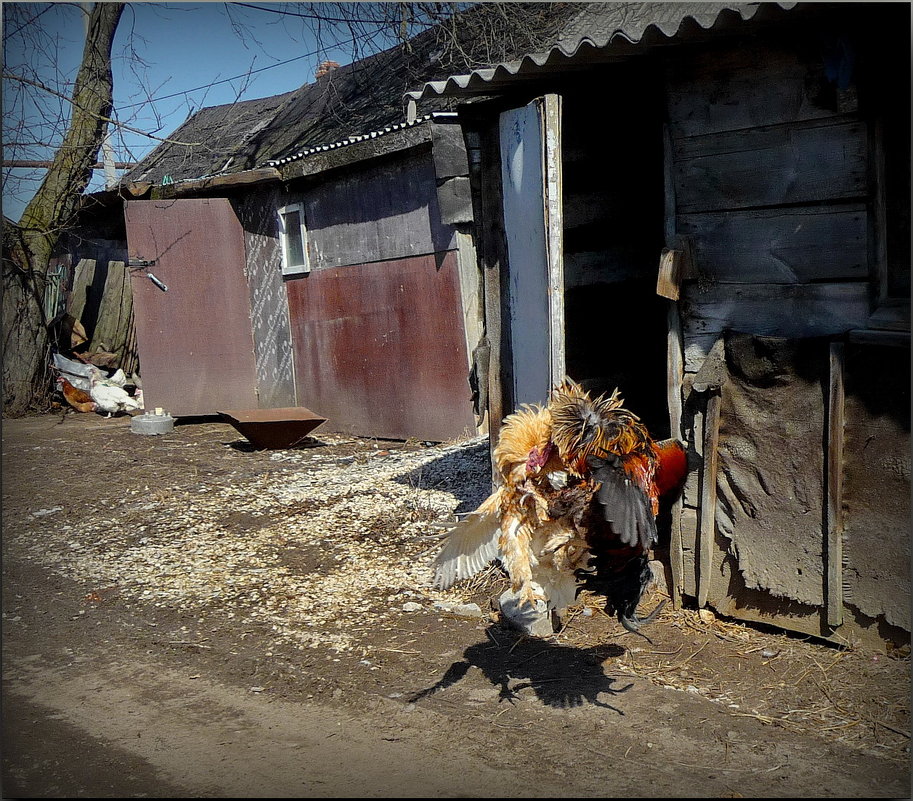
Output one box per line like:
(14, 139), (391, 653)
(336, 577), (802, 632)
(89, 369), (141, 417)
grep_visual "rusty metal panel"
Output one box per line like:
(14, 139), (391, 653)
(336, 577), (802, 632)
(124, 198), (259, 416)
(286, 250), (476, 441)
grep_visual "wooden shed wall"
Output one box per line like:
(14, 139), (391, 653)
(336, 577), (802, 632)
(664, 31), (910, 643)
(667, 38), (873, 369)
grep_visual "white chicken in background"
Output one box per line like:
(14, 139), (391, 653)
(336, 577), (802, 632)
(88, 368), (141, 417)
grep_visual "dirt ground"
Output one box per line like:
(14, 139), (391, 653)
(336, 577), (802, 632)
(1, 411), (910, 798)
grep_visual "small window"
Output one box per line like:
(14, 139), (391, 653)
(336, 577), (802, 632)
(278, 203), (310, 276)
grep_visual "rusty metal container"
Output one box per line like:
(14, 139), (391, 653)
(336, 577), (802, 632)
(219, 407), (327, 449)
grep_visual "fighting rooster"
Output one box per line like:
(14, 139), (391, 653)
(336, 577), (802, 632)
(433, 379), (687, 639)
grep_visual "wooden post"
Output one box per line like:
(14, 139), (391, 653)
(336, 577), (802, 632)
(463, 109), (510, 480)
(825, 342), (845, 629)
(667, 302), (685, 608)
(662, 120), (687, 608)
(698, 390), (722, 608)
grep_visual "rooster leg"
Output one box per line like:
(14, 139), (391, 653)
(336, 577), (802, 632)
(618, 599), (667, 643)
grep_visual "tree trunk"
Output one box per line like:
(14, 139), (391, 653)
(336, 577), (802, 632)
(2, 2), (124, 416)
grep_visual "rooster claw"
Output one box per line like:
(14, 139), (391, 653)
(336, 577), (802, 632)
(618, 599), (667, 643)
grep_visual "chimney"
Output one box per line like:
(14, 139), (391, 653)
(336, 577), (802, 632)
(315, 60), (340, 80)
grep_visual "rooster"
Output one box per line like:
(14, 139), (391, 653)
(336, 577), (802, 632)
(56, 376), (96, 413)
(433, 379), (687, 640)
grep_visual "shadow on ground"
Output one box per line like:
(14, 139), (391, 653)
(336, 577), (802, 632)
(409, 624), (631, 712)
(393, 441), (491, 515)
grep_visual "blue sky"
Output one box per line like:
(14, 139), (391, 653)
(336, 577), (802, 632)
(3, 2), (404, 221)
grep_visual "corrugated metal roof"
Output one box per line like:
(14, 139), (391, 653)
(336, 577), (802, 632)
(126, 2), (805, 186)
(266, 112), (458, 167)
(407, 1), (800, 100)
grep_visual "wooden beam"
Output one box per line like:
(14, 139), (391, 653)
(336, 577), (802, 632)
(698, 390), (722, 608)
(151, 167), (281, 198)
(825, 342), (845, 629)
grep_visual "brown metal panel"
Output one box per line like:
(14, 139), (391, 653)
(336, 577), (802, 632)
(286, 250), (476, 441)
(124, 198), (259, 416)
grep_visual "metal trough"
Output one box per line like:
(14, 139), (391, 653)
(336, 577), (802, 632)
(219, 407), (327, 449)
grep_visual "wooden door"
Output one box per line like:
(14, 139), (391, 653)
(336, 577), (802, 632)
(498, 95), (565, 408)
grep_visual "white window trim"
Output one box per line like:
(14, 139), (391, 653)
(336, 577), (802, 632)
(278, 202), (310, 276)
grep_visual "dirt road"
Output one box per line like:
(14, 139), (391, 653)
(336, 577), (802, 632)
(2, 414), (909, 797)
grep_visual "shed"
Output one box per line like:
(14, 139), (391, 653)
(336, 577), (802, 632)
(406, 1), (911, 647)
(78, 23), (513, 441)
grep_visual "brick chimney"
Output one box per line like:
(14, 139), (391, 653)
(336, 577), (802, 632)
(315, 60), (340, 80)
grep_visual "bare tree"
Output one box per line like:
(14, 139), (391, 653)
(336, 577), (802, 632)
(2, 2), (124, 415)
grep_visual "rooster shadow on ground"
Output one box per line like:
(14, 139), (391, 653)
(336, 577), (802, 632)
(393, 440), (492, 515)
(408, 624), (631, 712)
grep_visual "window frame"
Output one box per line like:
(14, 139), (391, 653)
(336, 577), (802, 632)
(278, 202), (311, 276)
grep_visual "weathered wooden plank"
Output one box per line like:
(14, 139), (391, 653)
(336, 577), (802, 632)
(683, 332), (720, 375)
(825, 342), (845, 629)
(455, 230), (486, 435)
(677, 205), (868, 283)
(302, 150), (455, 269)
(666, 43), (841, 139)
(436, 176), (473, 225)
(465, 113), (509, 457)
(673, 119), (867, 213)
(681, 281), (871, 340)
(151, 167), (281, 199)
(679, 506), (699, 599)
(542, 94), (565, 391)
(431, 119), (469, 179)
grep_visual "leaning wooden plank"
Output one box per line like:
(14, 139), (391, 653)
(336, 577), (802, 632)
(698, 391), (722, 609)
(677, 205), (868, 283)
(826, 342), (845, 629)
